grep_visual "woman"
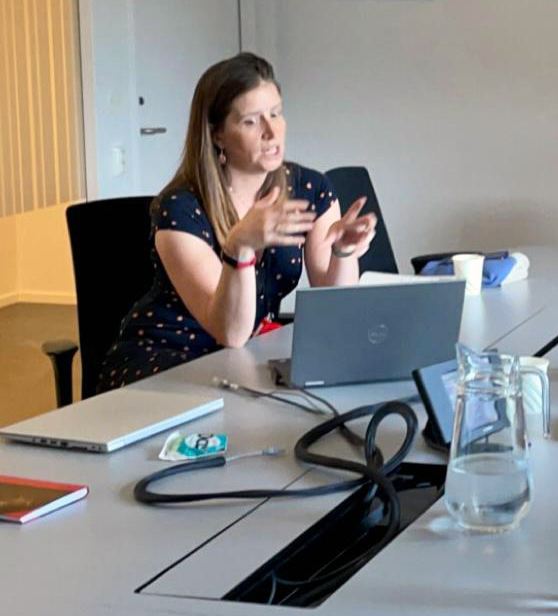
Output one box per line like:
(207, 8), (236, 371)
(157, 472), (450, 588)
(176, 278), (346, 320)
(97, 52), (376, 392)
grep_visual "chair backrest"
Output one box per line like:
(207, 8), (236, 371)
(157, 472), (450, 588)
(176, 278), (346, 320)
(326, 166), (398, 275)
(66, 196), (154, 399)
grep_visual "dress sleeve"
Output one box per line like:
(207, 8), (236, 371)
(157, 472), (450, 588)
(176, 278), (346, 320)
(151, 191), (215, 248)
(312, 171), (338, 219)
(288, 164), (338, 220)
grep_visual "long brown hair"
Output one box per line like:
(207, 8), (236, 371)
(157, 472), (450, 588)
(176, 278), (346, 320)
(153, 52), (287, 247)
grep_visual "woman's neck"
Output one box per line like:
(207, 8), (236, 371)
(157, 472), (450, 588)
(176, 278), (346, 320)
(226, 168), (268, 218)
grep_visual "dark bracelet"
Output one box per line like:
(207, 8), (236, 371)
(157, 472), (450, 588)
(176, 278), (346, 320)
(221, 249), (257, 269)
(332, 243), (355, 259)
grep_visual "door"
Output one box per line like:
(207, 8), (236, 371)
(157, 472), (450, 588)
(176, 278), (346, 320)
(132, 0), (239, 195)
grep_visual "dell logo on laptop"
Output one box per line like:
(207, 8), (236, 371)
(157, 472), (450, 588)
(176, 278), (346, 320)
(368, 324), (389, 345)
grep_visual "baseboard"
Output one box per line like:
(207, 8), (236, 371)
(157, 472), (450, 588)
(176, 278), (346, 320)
(0, 292), (19, 309)
(17, 291), (77, 305)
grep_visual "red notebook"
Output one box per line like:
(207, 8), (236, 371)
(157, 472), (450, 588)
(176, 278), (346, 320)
(0, 475), (88, 524)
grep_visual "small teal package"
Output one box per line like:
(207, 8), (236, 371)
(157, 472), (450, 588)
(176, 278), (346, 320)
(159, 431), (228, 461)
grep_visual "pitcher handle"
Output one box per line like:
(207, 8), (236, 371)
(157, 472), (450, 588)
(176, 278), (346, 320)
(521, 366), (551, 438)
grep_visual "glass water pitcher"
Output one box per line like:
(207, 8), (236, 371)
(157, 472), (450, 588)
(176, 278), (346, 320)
(444, 344), (549, 533)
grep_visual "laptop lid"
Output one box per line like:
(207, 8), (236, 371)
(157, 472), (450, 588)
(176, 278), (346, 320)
(0, 389), (223, 452)
(288, 280), (465, 387)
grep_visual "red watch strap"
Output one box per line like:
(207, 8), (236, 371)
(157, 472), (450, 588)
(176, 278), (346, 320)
(221, 250), (257, 269)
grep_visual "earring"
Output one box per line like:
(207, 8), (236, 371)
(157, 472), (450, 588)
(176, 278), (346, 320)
(218, 148), (226, 165)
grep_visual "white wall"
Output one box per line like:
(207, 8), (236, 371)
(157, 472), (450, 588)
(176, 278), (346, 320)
(80, 0), (240, 199)
(79, 0), (137, 199)
(242, 0), (558, 271)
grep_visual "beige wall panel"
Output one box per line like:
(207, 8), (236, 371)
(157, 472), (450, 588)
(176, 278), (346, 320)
(16, 202), (76, 302)
(57, 0), (73, 203)
(37, 1), (58, 208)
(7, 0), (24, 214)
(0, 5), (9, 218)
(31, 0), (48, 207)
(1, 0), (17, 217)
(13, 0), (34, 213)
(65, 0), (85, 201)
(1, 0), (83, 218)
(23, 0), (40, 211)
(0, 217), (18, 305)
(51, 0), (71, 205)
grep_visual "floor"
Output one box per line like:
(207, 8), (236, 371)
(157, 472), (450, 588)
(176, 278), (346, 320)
(0, 303), (81, 427)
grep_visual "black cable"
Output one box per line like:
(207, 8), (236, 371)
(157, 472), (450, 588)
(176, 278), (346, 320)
(294, 401), (416, 481)
(134, 400), (414, 504)
(287, 564), (362, 607)
(298, 387), (339, 415)
(299, 387), (420, 449)
(534, 334), (558, 358)
(228, 382), (327, 415)
(273, 523), (391, 607)
(263, 401), (416, 602)
(266, 572), (278, 606)
(298, 386), (364, 447)
(217, 379), (420, 450)
(134, 400), (416, 506)
(260, 396), (417, 605)
(133, 386), (419, 608)
(218, 379), (368, 447)
(134, 461), (365, 504)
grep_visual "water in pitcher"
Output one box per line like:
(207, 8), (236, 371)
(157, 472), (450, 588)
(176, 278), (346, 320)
(445, 452), (532, 532)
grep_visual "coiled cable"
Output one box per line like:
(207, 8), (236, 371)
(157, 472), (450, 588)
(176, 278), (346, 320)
(133, 387), (419, 607)
(134, 399), (417, 515)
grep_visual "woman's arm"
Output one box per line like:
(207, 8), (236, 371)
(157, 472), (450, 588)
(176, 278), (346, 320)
(305, 197), (377, 287)
(155, 189), (315, 347)
(155, 230), (256, 347)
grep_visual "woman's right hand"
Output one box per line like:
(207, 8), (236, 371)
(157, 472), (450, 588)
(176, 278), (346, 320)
(223, 187), (316, 257)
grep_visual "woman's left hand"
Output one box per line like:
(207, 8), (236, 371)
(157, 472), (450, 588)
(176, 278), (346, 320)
(325, 197), (377, 258)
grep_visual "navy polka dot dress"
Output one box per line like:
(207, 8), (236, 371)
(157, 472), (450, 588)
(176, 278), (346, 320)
(97, 164), (337, 392)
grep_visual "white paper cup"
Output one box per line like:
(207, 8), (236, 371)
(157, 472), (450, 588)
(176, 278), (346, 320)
(452, 253), (485, 295)
(520, 356), (550, 415)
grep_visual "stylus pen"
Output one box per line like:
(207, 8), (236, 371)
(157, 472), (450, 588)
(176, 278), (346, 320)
(172, 446), (286, 472)
(534, 334), (558, 358)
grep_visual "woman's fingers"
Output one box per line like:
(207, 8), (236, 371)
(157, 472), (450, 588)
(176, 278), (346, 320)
(274, 220), (316, 236)
(338, 213), (376, 240)
(327, 211), (377, 257)
(248, 196), (320, 247)
(283, 198), (310, 213)
(342, 196), (368, 222)
(255, 186), (281, 209)
(285, 210), (317, 222)
(277, 235), (307, 246)
(352, 220), (377, 255)
(273, 206), (316, 235)
(273, 211), (315, 235)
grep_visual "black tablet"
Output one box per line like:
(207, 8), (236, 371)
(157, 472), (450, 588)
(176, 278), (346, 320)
(412, 358), (509, 451)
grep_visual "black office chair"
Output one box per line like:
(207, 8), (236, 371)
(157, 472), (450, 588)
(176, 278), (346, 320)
(43, 196), (155, 406)
(325, 166), (398, 276)
(45, 169), (397, 403)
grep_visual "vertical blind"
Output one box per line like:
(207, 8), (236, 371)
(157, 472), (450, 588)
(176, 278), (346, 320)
(0, 0), (85, 218)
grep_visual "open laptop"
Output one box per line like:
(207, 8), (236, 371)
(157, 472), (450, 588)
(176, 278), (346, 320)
(0, 389), (223, 453)
(269, 279), (466, 388)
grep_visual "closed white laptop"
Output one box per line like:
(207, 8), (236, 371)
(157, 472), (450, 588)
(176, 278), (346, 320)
(0, 389), (223, 452)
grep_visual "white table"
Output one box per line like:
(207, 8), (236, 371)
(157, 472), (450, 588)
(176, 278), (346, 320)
(2, 247), (557, 616)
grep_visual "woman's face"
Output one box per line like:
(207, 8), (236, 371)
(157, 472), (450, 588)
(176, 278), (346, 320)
(214, 80), (286, 175)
